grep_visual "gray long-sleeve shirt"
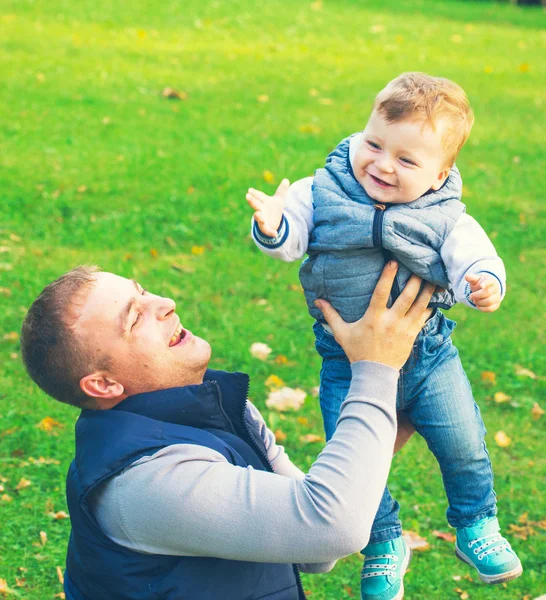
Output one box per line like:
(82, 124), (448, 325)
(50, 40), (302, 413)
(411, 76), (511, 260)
(90, 361), (398, 571)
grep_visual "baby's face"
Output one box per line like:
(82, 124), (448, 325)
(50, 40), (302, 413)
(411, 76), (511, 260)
(353, 111), (451, 204)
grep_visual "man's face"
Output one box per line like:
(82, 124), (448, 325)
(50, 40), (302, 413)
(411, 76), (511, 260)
(74, 272), (211, 400)
(353, 111), (450, 204)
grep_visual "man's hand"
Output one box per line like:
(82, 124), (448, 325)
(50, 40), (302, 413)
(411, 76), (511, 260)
(315, 262), (435, 371)
(465, 273), (502, 313)
(246, 179), (289, 238)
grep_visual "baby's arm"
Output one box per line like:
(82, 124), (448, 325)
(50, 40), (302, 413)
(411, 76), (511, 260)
(441, 214), (506, 312)
(247, 177), (314, 262)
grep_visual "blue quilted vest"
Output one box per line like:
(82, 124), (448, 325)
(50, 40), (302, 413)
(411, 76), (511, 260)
(300, 135), (466, 323)
(64, 369), (304, 600)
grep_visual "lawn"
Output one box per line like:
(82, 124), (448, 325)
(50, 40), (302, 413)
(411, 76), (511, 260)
(0, 0), (545, 598)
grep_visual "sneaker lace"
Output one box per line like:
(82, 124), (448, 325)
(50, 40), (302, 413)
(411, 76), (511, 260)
(361, 553), (398, 578)
(468, 532), (511, 560)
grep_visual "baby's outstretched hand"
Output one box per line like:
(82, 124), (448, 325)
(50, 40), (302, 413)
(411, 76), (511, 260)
(465, 273), (502, 313)
(246, 179), (289, 238)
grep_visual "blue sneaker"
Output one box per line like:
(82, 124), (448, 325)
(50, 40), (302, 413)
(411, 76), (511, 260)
(361, 537), (411, 600)
(455, 517), (522, 584)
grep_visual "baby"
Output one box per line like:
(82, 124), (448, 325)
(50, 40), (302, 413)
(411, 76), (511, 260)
(247, 73), (522, 600)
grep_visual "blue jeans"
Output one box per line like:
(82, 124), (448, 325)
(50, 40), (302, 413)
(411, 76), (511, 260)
(314, 310), (497, 546)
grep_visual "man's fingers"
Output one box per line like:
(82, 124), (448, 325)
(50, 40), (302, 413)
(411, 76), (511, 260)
(368, 262), (398, 311)
(406, 282), (435, 323)
(391, 274), (423, 315)
(314, 300), (345, 334)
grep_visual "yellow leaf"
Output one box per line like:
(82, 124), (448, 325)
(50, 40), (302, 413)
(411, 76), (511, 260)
(480, 371), (496, 385)
(515, 365), (537, 379)
(432, 529), (456, 543)
(15, 477), (32, 491)
(263, 170), (275, 183)
(1, 494), (12, 502)
(149, 248), (159, 258)
(298, 124), (321, 134)
(494, 431), (512, 448)
(493, 392), (511, 404)
(460, 592), (469, 600)
(257, 94), (269, 103)
(37, 417), (63, 432)
(402, 530), (430, 551)
(162, 88), (188, 100)
(40, 531), (47, 546)
(137, 29), (147, 39)
(308, 88), (319, 97)
(191, 245), (206, 255)
(49, 511), (69, 520)
(3, 332), (18, 341)
(274, 429), (287, 443)
(300, 433), (324, 444)
(274, 355), (289, 365)
(519, 63), (529, 73)
(484, 65), (493, 74)
(0, 579), (9, 593)
(187, 186), (195, 194)
(297, 417), (309, 426)
(265, 374), (285, 389)
(56, 566), (64, 585)
(531, 403), (544, 420)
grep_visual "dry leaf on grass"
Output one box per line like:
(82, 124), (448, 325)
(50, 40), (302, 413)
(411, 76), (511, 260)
(300, 434), (323, 444)
(274, 429), (287, 443)
(432, 530), (456, 543)
(480, 371), (496, 385)
(494, 431), (512, 448)
(263, 170), (275, 183)
(250, 343), (272, 361)
(493, 392), (511, 404)
(36, 417), (63, 432)
(15, 478), (32, 491)
(266, 387), (306, 412)
(162, 88), (188, 100)
(40, 531), (47, 546)
(515, 365), (537, 379)
(531, 403), (544, 420)
(402, 531), (430, 551)
(48, 511), (69, 520)
(265, 374), (285, 389)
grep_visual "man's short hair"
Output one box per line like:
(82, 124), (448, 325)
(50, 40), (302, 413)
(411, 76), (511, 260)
(21, 265), (109, 407)
(373, 72), (475, 167)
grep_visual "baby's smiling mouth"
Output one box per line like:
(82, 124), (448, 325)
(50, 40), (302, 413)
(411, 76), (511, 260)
(368, 173), (395, 188)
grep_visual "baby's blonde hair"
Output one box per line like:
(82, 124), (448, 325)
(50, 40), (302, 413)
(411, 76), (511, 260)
(373, 72), (474, 166)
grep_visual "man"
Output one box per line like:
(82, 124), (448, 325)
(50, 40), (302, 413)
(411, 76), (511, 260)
(21, 261), (432, 600)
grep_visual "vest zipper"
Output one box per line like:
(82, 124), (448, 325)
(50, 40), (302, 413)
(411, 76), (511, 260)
(211, 381), (237, 435)
(239, 380), (306, 600)
(372, 203), (388, 247)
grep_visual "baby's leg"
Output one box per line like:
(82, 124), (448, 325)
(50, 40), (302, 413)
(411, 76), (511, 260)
(403, 312), (496, 528)
(314, 322), (402, 544)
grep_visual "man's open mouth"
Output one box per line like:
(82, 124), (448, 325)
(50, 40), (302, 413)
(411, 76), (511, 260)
(169, 323), (189, 347)
(368, 173), (395, 188)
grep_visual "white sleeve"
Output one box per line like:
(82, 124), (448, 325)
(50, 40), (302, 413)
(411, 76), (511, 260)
(251, 177), (314, 262)
(441, 213), (507, 309)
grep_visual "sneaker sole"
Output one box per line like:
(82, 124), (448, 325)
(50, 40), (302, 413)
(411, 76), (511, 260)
(455, 547), (523, 584)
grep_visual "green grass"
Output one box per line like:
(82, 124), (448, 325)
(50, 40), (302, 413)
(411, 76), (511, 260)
(1, 0), (545, 597)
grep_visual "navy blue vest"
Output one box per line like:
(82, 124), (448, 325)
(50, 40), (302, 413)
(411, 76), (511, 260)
(64, 369), (304, 600)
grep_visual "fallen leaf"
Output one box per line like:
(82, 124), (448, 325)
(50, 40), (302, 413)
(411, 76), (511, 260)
(297, 417), (309, 426)
(162, 88), (188, 100)
(493, 392), (511, 404)
(318, 98), (333, 105)
(263, 170), (275, 184)
(343, 585), (354, 597)
(266, 387), (306, 411)
(48, 511), (69, 520)
(250, 343), (272, 361)
(300, 433), (323, 444)
(15, 478), (32, 491)
(77, 185), (87, 193)
(494, 431), (512, 448)
(515, 365), (537, 379)
(191, 245), (206, 255)
(308, 89), (319, 97)
(452, 575), (462, 581)
(9, 233), (21, 242)
(484, 65), (493, 74)
(274, 429), (287, 443)
(3, 332), (18, 341)
(265, 374), (285, 389)
(274, 355), (289, 365)
(531, 403), (544, 420)
(1, 494), (12, 502)
(519, 63), (530, 73)
(432, 530), (456, 543)
(149, 248), (158, 258)
(298, 124), (321, 134)
(402, 531), (430, 551)
(0, 287), (11, 296)
(36, 417), (63, 432)
(480, 371), (496, 385)
(55, 594), (66, 599)
(257, 94), (269, 103)
(56, 566), (64, 585)
(40, 531), (47, 546)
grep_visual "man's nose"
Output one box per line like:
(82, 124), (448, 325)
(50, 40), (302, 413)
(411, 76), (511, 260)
(155, 296), (176, 320)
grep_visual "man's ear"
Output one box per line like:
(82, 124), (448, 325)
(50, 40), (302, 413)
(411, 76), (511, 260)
(80, 372), (126, 409)
(430, 168), (451, 191)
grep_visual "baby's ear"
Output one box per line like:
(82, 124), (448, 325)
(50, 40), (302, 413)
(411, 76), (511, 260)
(431, 168), (451, 191)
